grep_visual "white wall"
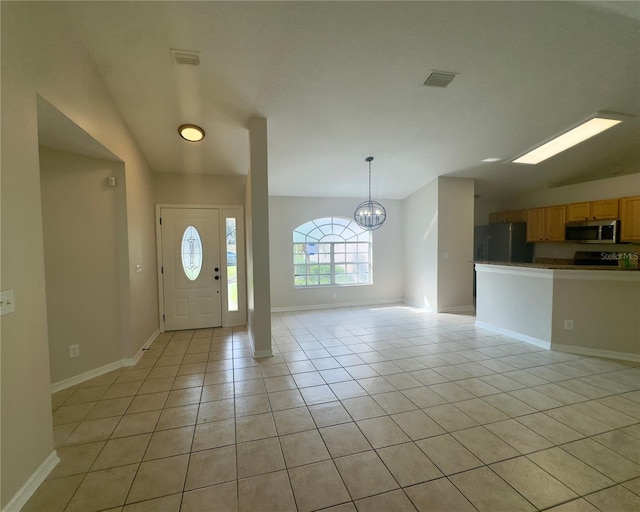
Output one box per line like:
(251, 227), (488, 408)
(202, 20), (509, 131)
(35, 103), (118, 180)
(551, 272), (640, 359)
(269, 196), (404, 310)
(403, 176), (474, 312)
(40, 148), (127, 384)
(1, 4), (158, 506)
(154, 172), (246, 205)
(403, 179), (439, 310)
(476, 265), (554, 345)
(437, 177), (475, 311)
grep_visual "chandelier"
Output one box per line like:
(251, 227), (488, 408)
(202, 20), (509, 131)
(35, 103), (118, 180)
(354, 156), (387, 230)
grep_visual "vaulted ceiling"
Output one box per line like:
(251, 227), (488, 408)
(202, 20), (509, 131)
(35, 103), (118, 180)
(40, 1), (640, 201)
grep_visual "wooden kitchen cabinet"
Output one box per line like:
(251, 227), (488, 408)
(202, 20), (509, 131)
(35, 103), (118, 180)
(489, 211), (507, 224)
(619, 196), (640, 242)
(506, 209), (528, 223)
(526, 208), (545, 241)
(527, 205), (565, 242)
(489, 209), (527, 224)
(566, 199), (618, 221)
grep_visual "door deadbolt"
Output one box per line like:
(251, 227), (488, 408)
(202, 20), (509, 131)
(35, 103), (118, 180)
(215, 276), (220, 280)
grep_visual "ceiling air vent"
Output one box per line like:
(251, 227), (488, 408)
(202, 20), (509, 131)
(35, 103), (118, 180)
(423, 70), (458, 88)
(170, 49), (200, 66)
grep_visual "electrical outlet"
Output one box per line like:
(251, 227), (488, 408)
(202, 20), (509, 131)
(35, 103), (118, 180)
(69, 344), (80, 358)
(564, 319), (574, 331)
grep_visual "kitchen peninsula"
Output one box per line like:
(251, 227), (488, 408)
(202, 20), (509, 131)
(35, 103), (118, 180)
(475, 262), (640, 362)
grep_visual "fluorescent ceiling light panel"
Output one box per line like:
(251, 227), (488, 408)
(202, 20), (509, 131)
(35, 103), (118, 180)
(513, 116), (622, 164)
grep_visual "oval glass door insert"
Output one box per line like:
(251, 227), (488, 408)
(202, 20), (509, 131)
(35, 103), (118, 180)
(181, 225), (203, 281)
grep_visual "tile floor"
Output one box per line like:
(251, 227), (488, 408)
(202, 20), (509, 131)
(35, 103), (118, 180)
(24, 304), (640, 511)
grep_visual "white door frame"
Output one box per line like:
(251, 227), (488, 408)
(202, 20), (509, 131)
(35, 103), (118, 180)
(155, 204), (246, 332)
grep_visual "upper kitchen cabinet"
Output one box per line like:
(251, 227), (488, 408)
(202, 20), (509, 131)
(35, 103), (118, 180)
(489, 209), (527, 224)
(619, 196), (640, 242)
(527, 206), (565, 242)
(566, 199), (619, 222)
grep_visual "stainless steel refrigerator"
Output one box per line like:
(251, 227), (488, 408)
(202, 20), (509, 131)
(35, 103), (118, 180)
(473, 223), (533, 300)
(474, 223), (533, 263)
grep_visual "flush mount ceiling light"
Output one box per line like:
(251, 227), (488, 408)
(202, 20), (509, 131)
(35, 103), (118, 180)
(178, 124), (205, 142)
(512, 113), (624, 165)
(354, 156), (387, 231)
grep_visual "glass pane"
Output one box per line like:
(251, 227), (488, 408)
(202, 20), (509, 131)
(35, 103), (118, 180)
(308, 228), (323, 241)
(292, 217), (372, 288)
(294, 276), (307, 286)
(297, 221), (317, 236)
(342, 228), (357, 241)
(181, 225), (203, 281)
(225, 218), (238, 311)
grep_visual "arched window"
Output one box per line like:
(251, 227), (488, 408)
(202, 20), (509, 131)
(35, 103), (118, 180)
(293, 217), (372, 287)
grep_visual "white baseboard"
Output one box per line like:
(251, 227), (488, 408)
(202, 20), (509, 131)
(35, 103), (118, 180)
(475, 321), (551, 350)
(123, 329), (160, 367)
(551, 343), (640, 363)
(438, 305), (476, 314)
(401, 298), (438, 312)
(246, 326), (273, 359)
(271, 298), (403, 313)
(50, 329), (160, 393)
(1, 451), (60, 512)
(50, 360), (125, 394)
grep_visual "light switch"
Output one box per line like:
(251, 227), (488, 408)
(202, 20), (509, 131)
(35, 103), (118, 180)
(0, 290), (15, 315)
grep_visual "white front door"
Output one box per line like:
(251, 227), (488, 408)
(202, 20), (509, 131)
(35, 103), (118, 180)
(160, 208), (222, 330)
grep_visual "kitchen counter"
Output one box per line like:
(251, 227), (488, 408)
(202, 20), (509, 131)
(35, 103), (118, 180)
(474, 263), (640, 362)
(474, 260), (639, 271)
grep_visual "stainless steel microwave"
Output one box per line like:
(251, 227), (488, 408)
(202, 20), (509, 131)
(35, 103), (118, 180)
(565, 219), (619, 244)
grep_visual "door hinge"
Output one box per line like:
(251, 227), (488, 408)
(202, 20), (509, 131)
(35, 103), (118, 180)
(161, 266), (164, 274)
(159, 217), (162, 225)
(163, 314), (165, 321)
